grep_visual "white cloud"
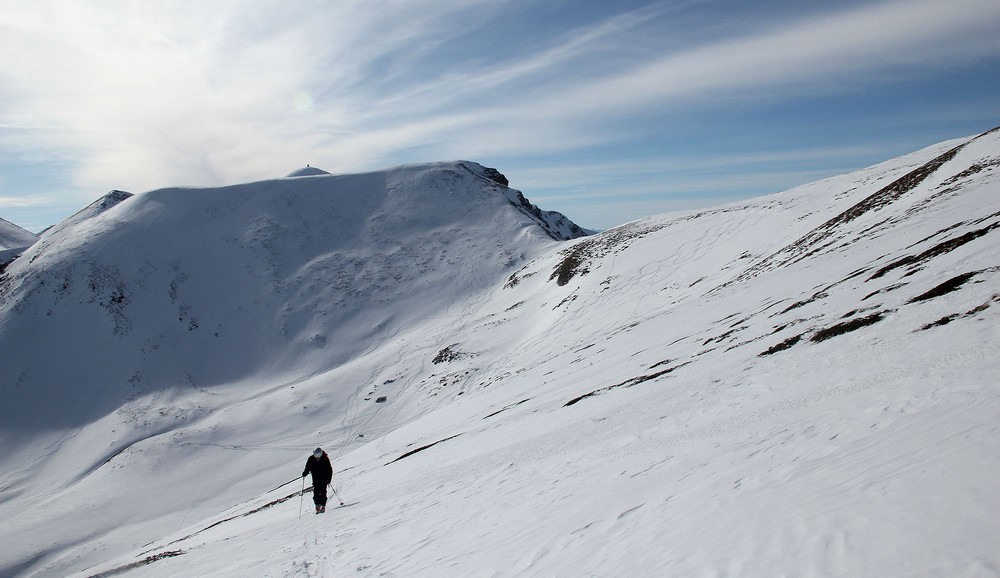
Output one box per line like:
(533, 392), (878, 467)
(306, 0), (1000, 169)
(0, 1), (513, 190)
(511, 0), (1000, 120)
(0, 0), (997, 206)
(0, 194), (55, 208)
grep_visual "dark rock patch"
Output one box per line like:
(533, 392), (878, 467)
(869, 220), (999, 280)
(811, 312), (887, 342)
(759, 334), (804, 356)
(907, 271), (981, 303)
(564, 362), (690, 407)
(88, 550), (185, 577)
(388, 434), (462, 464)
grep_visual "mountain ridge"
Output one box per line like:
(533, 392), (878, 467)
(0, 216), (38, 250)
(0, 161), (586, 430)
(0, 217), (39, 274)
(1, 132), (998, 577)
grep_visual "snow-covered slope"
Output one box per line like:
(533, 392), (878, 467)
(0, 217), (39, 270)
(2, 129), (999, 577)
(36, 189), (134, 241)
(0, 161), (584, 424)
(0, 161), (585, 576)
(0, 217), (38, 250)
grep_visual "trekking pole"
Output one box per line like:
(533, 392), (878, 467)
(298, 477), (305, 519)
(330, 484), (344, 506)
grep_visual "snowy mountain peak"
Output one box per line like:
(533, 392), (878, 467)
(285, 165), (331, 177)
(39, 189), (134, 240)
(0, 161), (586, 431)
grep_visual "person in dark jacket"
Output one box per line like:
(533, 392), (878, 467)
(302, 447), (333, 513)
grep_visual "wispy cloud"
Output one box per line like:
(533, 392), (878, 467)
(0, 194), (57, 208)
(1, 1), (507, 187)
(0, 0), (998, 229)
(303, 0), (1000, 173)
(523, 0), (1000, 118)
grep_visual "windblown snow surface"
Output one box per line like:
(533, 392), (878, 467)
(1, 131), (999, 576)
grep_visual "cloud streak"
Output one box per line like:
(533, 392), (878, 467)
(305, 0), (1000, 167)
(1, 0), (998, 229)
(393, 0), (1000, 133)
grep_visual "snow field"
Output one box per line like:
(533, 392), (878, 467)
(3, 130), (1000, 576)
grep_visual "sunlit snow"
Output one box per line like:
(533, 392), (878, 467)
(1, 132), (998, 577)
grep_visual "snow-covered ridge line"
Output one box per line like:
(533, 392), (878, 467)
(0, 216), (39, 273)
(731, 125), (1000, 284)
(3, 134), (1000, 577)
(0, 216), (38, 250)
(0, 160), (586, 425)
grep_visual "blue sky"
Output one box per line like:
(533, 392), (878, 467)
(1, 0), (998, 232)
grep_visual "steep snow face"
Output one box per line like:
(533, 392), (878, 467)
(0, 217), (39, 271)
(0, 161), (586, 576)
(35, 189), (134, 241)
(0, 219), (38, 274)
(0, 216), (38, 250)
(0, 161), (584, 429)
(2, 131), (1000, 577)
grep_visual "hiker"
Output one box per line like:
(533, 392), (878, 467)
(302, 447), (333, 513)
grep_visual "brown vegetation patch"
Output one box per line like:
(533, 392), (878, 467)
(907, 271), (981, 303)
(733, 143), (968, 284)
(939, 157), (1000, 188)
(869, 221), (999, 280)
(759, 334), (803, 356)
(550, 221), (669, 286)
(778, 291), (829, 315)
(811, 312), (887, 342)
(550, 244), (591, 286)
(917, 296), (996, 331)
